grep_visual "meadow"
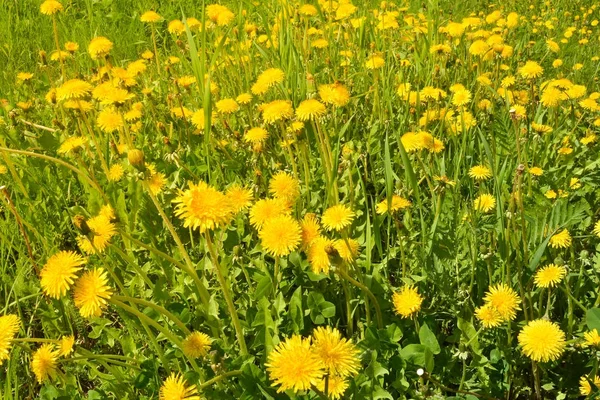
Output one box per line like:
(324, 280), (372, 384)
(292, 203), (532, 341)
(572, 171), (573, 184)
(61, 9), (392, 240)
(1, 0), (600, 399)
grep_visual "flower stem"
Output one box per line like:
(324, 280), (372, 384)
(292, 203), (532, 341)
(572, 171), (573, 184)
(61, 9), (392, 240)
(204, 233), (248, 355)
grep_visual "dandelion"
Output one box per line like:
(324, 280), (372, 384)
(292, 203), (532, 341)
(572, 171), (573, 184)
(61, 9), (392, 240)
(56, 79), (93, 101)
(452, 89), (472, 107)
(269, 171), (300, 201)
(315, 374), (348, 400)
(215, 98), (239, 114)
(474, 194), (496, 213)
(206, 4), (235, 26)
(528, 167), (543, 176)
(249, 198), (290, 229)
(244, 127), (268, 143)
(58, 136), (87, 155)
(0, 315), (20, 365)
(40, 0), (63, 15)
(73, 268), (113, 318)
(319, 83), (351, 107)
(182, 332), (212, 358)
(321, 205), (354, 231)
(475, 303), (503, 328)
(259, 215), (301, 257)
(365, 55), (385, 69)
(579, 375), (600, 396)
(333, 238), (359, 262)
(266, 335), (324, 393)
(312, 326), (360, 377)
(376, 195), (412, 215)
(31, 344), (60, 383)
(226, 185), (253, 212)
(160, 373), (201, 400)
(107, 164), (124, 182)
(173, 182), (233, 232)
(549, 229), (571, 249)
(262, 100), (294, 124)
(88, 36), (113, 59)
(534, 264), (567, 288)
(295, 99), (327, 121)
(468, 165), (492, 181)
(252, 68), (285, 95)
(40, 251), (86, 299)
(308, 236), (334, 274)
(96, 108), (124, 133)
(484, 284), (521, 321)
(518, 60), (544, 79)
(140, 11), (162, 23)
(77, 214), (117, 254)
(518, 319), (566, 362)
(583, 329), (600, 347)
(392, 286), (423, 318)
(58, 335), (75, 357)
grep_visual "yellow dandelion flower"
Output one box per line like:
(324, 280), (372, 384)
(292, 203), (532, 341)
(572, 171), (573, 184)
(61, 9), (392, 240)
(58, 136), (87, 155)
(73, 268), (112, 318)
(107, 164), (124, 182)
(244, 127), (268, 143)
(296, 99), (327, 121)
(549, 229), (571, 249)
(468, 165), (492, 181)
(58, 335), (75, 357)
(518, 319), (566, 362)
(206, 4), (235, 26)
(0, 315), (20, 365)
(579, 375), (600, 396)
(319, 83), (351, 107)
(262, 100), (294, 124)
(160, 373), (201, 400)
(259, 215), (301, 257)
(583, 329), (600, 347)
(40, 251), (86, 299)
(529, 167), (543, 176)
(215, 98), (239, 114)
(249, 198), (290, 229)
(182, 332), (212, 358)
(312, 326), (360, 377)
(226, 185), (253, 212)
(333, 238), (359, 262)
(77, 214), (117, 254)
(56, 79), (93, 101)
(266, 335), (324, 393)
(365, 55), (385, 69)
(301, 213), (321, 248)
(269, 171), (300, 201)
(173, 182), (233, 232)
(251, 68), (285, 95)
(376, 195), (412, 215)
(140, 11), (162, 23)
(534, 264), (567, 288)
(96, 108), (124, 133)
(315, 374), (348, 400)
(321, 205), (354, 231)
(40, 0), (63, 15)
(484, 284), (521, 321)
(88, 36), (113, 60)
(308, 236), (333, 274)
(518, 60), (544, 79)
(31, 344), (60, 383)
(392, 286), (423, 318)
(475, 303), (503, 328)
(474, 194), (496, 213)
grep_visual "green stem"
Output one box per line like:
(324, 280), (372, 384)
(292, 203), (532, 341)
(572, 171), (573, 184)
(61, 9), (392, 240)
(112, 294), (191, 335)
(204, 233), (248, 356)
(199, 370), (242, 390)
(335, 267), (383, 329)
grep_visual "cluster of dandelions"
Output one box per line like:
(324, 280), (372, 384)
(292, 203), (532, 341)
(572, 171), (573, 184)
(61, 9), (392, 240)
(266, 326), (361, 399)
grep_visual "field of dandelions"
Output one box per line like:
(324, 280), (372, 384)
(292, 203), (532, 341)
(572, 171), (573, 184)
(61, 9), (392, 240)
(4, 0), (600, 398)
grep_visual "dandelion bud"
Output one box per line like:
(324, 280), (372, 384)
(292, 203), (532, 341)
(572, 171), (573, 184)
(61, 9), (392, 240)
(73, 215), (91, 235)
(39, 50), (47, 65)
(128, 149), (145, 168)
